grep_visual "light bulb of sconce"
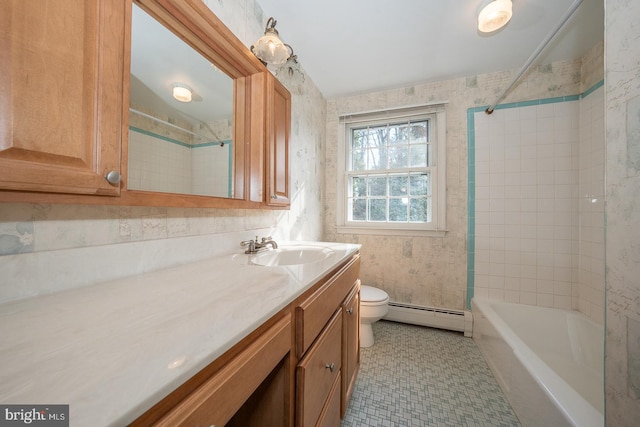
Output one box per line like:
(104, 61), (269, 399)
(251, 17), (292, 65)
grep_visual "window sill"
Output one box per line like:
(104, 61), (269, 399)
(336, 226), (447, 238)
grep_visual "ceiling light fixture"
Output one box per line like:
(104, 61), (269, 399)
(172, 84), (192, 103)
(251, 17), (293, 65)
(478, 0), (513, 33)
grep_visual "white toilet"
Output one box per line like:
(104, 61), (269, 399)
(359, 285), (389, 348)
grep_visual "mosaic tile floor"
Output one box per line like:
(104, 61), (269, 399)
(341, 321), (521, 427)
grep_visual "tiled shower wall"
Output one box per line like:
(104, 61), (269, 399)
(191, 143), (232, 197)
(471, 84), (604, 323)
(128, 129), (193, 194)
(128, 129), (232, 197)
(578, 86), (605, 322)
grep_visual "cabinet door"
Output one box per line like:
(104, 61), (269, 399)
(296, 310), (342, 427)
(265, 73), (290, 206)
(342, 282), (360, 417)
(0, 0), (125, 196)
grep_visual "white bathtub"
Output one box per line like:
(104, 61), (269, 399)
(471, 298), (603, 427)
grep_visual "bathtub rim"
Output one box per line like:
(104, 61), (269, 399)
(471, 297), (603, 427)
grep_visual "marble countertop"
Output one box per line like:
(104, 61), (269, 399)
(0, 241), (360, 426)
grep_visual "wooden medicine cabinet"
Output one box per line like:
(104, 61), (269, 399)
(0, 0), (290, 209)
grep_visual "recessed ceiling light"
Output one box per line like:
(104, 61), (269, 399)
(478, 0), (513, 33)
(172, 84), (192, 103)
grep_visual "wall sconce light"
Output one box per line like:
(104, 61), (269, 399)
(172, 84), (192, 103)
(251, 17), (293, 65)
(478, 0), (513, 33)
(274, 47), (305, 94)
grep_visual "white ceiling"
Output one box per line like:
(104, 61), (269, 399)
(257, 0), (604, 99)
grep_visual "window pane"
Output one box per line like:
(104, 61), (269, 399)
(368, 176), (387, 196)
(410, 122), (428, 143)
(389, 198), (408, 221)
(410, 144), (428, 167)
(352, 176), (366, 197)
(389, 176), (408, 196)
(364, 126), (385, 148)
(387, 126), (400, 145)
(388, 145), (409, 168)
(409, 198), (429, 222)
(351, 149), (366, 170)
(397, 124), (409, 144)
(410, 173), (429, 196)
(352, 129), (366, 149)
(367, 147), (388, 169)
(368, 199), (387, 221)
(352, 198), (366, 221)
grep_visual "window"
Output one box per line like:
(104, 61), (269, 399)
(337, 105), (446, 236)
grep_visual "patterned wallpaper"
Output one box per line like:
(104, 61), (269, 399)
(604, 0), (640, 422)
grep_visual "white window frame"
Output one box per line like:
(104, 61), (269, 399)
(336, 104), (447, 237)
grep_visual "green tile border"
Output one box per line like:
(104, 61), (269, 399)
(130, 126), (191, 147)
(582, 79), (604, 99)
(129, 126), (231, 148)
(466, 108), (476, 310)
(465, 80), (604, 309)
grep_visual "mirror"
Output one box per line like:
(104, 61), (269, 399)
(128, 3), (235, 198)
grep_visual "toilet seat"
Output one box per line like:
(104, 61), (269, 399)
(361, 285), (389, 305)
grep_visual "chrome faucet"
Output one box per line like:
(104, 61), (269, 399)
(240, 238), (258, 254)
(240, 236), (278, 254)
(260, 236), (278, 250)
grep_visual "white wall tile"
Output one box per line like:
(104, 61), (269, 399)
(473, 93), (604, 316)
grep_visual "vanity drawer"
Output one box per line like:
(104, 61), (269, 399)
(296, 255), (360, 356)
(317, 373), (341, 427)
(296, 310), (342, 427)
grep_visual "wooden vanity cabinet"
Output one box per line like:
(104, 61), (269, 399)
(0, 0), (126, 196)
(132, 312), (292, 427)
(133, 252), (361, 427)
(295, 254), (361, 426)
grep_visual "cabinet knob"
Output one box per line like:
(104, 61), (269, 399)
(346, 308), (353, 315)
(271, 194), (277, 199)
(105, 170), (121, 186)
(325, 362), (335, 373)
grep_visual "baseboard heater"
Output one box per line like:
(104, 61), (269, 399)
(384, 301), (473, 337)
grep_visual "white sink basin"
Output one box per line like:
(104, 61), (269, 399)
(249, 246), (334, 266)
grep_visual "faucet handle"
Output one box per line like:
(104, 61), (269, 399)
(240, 239), (255, 248)
(241, 239), (258, 254)
(261, 236), (273, 242)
